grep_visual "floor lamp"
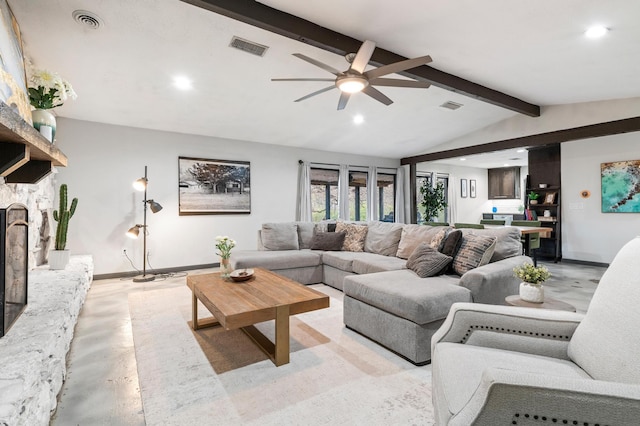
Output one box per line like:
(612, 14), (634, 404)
(126, 166), (162, 282)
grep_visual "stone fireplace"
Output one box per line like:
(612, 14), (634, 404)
(1, 203), (28, 336)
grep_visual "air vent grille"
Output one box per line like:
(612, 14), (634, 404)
(229, 36), (268, 57)
(440, 101), (463, 110)
(72, 10), (103, 29)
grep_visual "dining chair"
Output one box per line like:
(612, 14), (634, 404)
(454, 223), (485, 229)
(425, 221), (450, 226)
(511, 220), (542, 264)
(479, 219), (506, 225)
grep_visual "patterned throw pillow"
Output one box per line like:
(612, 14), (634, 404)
(429, 228), (448, 251)
(310, 231), (346, 251)
(396, 225), (451, 259)
(406, 243), (453, 278)
(335, 222), (368, 252)
(452, 233), (497, 276)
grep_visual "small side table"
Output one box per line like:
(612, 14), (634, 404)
(505, 295), (576, 312)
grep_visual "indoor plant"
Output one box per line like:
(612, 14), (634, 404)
(28, 68), (77, 142)
(49, 184), (78, 270)
(513, 262), (551, 303)
(527, 191), (540, 205)
(420, 180), (448, 222)
(215, 235), (236, 278)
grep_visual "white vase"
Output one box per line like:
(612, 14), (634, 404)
(31, 109), (56, 142)
(519, 282), (544, 303)
(49, 249), (70, 270)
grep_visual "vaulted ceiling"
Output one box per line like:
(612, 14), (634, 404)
(9, 0), (640, 160)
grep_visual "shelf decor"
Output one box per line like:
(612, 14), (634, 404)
(27, 69), (77, 142)
(601, 159), (640, 213)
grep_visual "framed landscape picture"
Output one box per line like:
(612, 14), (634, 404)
(178, 157), (251, 215)
(601, 159), (640, 213)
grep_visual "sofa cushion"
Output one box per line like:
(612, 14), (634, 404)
(461, 227), (522, 262)
(364, 221), (403, 256)
(322, 251), (383, 273)
(343, 270), (471, 325)
(396, 225), (452, 259)
(351, 255), (407, 275)
(296, 222), (317, 249)
(261, 223), (299, 250)
(310, 231), (346, 251)
(406, 243), (453, 278)
(452, 233), (497, 276)
(231, 250), (322, 270)
(336, 222), (368, 252)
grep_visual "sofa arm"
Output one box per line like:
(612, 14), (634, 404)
(431, 302), (584, 360)
(451, 368), (640, 426)
(458, 255), (531, 304)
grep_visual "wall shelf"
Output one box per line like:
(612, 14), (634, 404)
(0, 101), (67, 184)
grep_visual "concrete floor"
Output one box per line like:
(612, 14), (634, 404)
(49, 261), (605, 425)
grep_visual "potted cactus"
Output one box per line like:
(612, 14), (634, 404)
(49, 184), (78, 270)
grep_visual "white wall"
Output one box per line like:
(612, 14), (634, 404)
(562, 133), (640, 263)
(54, 118), (399, 275)
(417, 163), (528, 223)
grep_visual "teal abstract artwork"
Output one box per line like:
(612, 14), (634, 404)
(601, 160), (640, 213)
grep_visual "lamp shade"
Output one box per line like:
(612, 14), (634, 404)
(133, 177), (147, 191)
(148, 200), (163, 213)
(126, 225), (140, 239)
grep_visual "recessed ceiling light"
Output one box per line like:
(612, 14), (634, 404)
(353, 114), (364, 124)
(173, 76), (192, 90)
(503, 163), (510, 167)
(585, 25), (609, 39)
(516, 149), (526, 153)
(459, 158), (466, 161)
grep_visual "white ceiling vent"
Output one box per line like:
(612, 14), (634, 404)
(72, 10), (103, 29)
(229, 36), (269, 57)
(440, 101), (463, 110)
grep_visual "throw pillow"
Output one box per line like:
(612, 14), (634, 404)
(429, 228), (448, 251)
(452, 233), (497, 276)
(460, 227), (523, 262)
(364, 221), (403, 256)
(261, 223), (299, 250)
(396, 224), (452, 259)
(296, 222), (316, 249)
(310, 231), (346, 251)
(406, 243), (453, 278)
(440, 229), (463, 258)
(336, 222), (368, 252)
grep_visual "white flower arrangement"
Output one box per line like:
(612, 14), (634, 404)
(215, 235), (236, 259)
(28, 69), (77, 109)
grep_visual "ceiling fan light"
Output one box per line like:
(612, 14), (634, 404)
(337, 76), (367, 93)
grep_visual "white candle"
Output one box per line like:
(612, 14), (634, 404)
(39, 125), (53, 142)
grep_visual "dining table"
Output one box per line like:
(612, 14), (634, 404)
(484, 225), (551, 266)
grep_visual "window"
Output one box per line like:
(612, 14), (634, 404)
(310, 168), (339, 221)
(416, 172), (449, 224)
(349, 171), (367, 221)
(378, 173), (396, 222)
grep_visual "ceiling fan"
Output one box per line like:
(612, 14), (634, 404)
(272, 40), (432, 110)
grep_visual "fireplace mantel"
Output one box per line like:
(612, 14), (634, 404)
(0, 101), (67, 184)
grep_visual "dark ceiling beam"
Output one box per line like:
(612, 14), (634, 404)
(400, 116), (640, 165)
(180, 0), (540, 117)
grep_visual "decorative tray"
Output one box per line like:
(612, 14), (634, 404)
(230, 268), (254, 282)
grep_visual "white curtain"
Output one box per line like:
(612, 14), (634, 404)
(448, 175), (458, 225)
(395, 166), (407, 223)
(366, 166), (378, 221)
(296, 161), (312, 221)
(338, 164), (350, 220)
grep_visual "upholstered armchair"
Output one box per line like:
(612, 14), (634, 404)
(431, 237), (640, 425)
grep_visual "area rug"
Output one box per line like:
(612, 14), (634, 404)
(129, 284), (435, 425)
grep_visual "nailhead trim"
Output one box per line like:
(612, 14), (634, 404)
(459, 325), (571, 343)
(512, 412), (608, 425)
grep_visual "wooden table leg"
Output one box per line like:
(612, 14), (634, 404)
(192, 290), (199, 330)
(274, 305), (290, 366)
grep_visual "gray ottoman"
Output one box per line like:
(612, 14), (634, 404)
(343, 270), (472, 364)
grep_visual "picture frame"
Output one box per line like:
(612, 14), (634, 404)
(460, 179), (468, 198)
(178, 156), (251, 215)
(544, 192), (557, 204)
(470, 179), (476, 198)
(601, 159), (640, 213)
(0, 0), (31, 123)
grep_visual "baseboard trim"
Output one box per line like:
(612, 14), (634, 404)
(93, 263), (218, 281)
(559, 258), (609, 268)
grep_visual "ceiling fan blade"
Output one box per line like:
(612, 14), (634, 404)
(294, 85), (336, 102)
(364, 55), (432, 80)
(349, 40), (376, 74)
(369, 78), (430, 88)
(362, 86), (393, 106)
(293, 53), (341, 75)
(272, 78), (335, 82)
(337, 91), (351, 110)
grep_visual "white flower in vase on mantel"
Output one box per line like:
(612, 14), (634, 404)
(27, 69), (77, 142)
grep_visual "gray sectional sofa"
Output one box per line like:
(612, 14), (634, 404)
(231, 221), (531, 364)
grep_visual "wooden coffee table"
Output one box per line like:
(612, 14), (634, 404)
(505, 295), (576, 312)
(186, 268), (329, 366)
